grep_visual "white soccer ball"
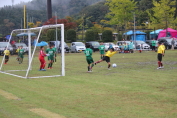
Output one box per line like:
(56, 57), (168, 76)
(112, 63), (117, 68)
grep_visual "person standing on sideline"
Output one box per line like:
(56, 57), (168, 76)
(129, 40), (134, 53)
(171, 38), (175, 50)
(98, 42), (105, 59)
(157, 42), (165, 69)
(151, 39), (156, 51)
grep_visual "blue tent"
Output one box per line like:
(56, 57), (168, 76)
(124, 31), (146, 41)
(36, 41), (48, 46)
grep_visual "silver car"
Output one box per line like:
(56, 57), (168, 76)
(70, 42), (86, 53)
(104, 43), (119, 51)
(135, 41), (150, 50)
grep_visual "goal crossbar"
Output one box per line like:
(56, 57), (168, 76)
(0, 24), (65, 79)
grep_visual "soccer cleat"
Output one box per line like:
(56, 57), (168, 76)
(94, 63), (97, 65)
(108, 68), (111, 70)
(50, 67), (52, 69)
(48, 68), (51, 69)
(41, 69), (46, 71)
(161, 66), (164, 69)
(87, 71), (91, 73)
(157, 67), (161, 69)
(39, 69), (42, 71)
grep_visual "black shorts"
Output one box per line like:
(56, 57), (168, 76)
(157, 53), (162, 61)
(5, 55), (9, 60)
(102, 56), (110, 63)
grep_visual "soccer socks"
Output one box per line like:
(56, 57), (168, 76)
(51, 63), (53, 67)
(161, 62), (163, 67)
(108, 64), (111, 68)
(48, 63), (51, 68)
(88, 66), (90, 71)
(158, 61), (161, 67)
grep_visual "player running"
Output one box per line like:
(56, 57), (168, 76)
(84, 44), (94, 72)
(95, 48), (118, 70)
(18, 46), (24, 64)
(46, 45), (55, 69)
(39, 46), (49, 71)
(157, 42), (165, 69)
(98, 42), (105, 59)
(4, 47), (10, 64)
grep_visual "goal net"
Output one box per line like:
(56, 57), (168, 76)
(0, 24), (65, 79)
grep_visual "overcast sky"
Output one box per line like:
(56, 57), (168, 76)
(0, 0), (32, 7)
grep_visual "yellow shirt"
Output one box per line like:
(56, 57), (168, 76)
(105, 50), (117, 57)
(4, 50), (10, 56)
(16, 48), (20, 52)
(157, 45), (164, 54)
(161, 45), (165, 50)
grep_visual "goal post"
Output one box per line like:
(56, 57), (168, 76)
(0, 24), (65, 79)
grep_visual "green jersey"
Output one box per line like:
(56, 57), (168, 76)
(84, 48), (93, 57)
(18, 49), (24, 55)
(99, 45), (105, 51)
(46, 48), (55, 56)
(52, 47), (57, 53)
(151, 40), (156, 46)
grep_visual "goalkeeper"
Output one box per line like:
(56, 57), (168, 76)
(46, 45), (55, 69)
(39, 46), (49, 71)
(95, 48), (118, 70)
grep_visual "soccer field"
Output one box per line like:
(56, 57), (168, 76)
(0, 50), (177, 118)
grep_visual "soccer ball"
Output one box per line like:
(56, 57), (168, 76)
(112, 63), (117, 68)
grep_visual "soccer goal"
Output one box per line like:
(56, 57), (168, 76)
(0, 24), (65, 79)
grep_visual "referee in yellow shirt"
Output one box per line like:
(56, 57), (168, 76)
(4, 48), (10, 64)
(157, 42), (165, 69)
(95, 48), (118, 70)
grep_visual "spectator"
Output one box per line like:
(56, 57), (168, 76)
(171, 38), (175, 50)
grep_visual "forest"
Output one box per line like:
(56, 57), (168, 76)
(0, 0), (177, 41)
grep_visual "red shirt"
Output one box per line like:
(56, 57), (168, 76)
(39, 50), (46, 59)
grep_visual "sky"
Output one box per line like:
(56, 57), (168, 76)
(0, 0), (32, 7)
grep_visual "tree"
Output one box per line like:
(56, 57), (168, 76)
(102, 30), (113, 42)
(67, 29), (76, 42)
(85, 30), (95, 42)
(147, 0), (177, 29)
(105, 0), (137, 35)
(46, 29), (62, 41)
(43, 16), (77, 30)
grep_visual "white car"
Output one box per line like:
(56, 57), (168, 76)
(104, 43), (119, 51)
(70, 42), (86, 53)
(135, 41), (150, 50)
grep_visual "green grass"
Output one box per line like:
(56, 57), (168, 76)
(0, 50), (177, 118)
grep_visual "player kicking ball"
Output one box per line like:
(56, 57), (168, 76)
(39, 46), (49, 71)
(157, 42), (165, 69)
(46, 45), (55, 69)
(18, 46), (24, 64)
(84, 44), (94, 72)
(95, 48), (118, 70)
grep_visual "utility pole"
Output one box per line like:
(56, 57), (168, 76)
(47, 0), (52, 20)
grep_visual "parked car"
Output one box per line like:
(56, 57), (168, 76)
(0, 42), (14, 55)
(104, 43), (119, 51)
(12, 43), (28, 54)
(70, 42), (86, 53)
(135, 41), (150, 50)
(49, 41), (70, 53)
(158, 37), (172, 49)
(117, 41), (135, 49)
(85, 41), (100, 52)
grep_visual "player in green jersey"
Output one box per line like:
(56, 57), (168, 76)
(98, 42), (105, 59)
(18, 46), (25, 64)
(46, 45), (55, 69)
(84, 44), (94, 72)
(52, 45), (57, 63)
